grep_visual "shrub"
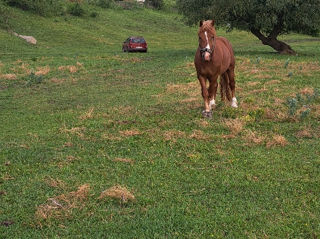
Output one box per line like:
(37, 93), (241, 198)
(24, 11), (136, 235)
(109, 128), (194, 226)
(0, 2), (12, 30)
(146, 0), (164, 9)
(68, 3), (86, 17)
(86, 0), (113, 9)
(4, 0), (65, 16)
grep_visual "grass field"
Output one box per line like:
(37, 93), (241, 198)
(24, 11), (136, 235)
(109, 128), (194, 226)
(1, 5), (320, 238)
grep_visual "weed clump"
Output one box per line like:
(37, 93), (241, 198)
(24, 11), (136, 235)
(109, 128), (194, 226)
(286, 88), (319, 120)
(24, 72), (44, 86)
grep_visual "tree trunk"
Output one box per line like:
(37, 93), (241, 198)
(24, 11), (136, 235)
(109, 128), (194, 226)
(250, 28), (296, 55)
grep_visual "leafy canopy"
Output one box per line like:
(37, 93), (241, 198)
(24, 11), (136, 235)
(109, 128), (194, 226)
(177, 0), (320, 37)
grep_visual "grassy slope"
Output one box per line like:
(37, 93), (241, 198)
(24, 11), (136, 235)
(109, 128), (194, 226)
(1, 5), (320, 238)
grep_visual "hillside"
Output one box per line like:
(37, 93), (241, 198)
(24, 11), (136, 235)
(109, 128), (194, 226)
(1, 5), (320, 239)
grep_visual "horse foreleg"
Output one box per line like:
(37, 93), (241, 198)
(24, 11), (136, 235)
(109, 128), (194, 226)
(227, 68), (238, 108)
(198, 76), (211, 117)
(208, 75), (219, 109)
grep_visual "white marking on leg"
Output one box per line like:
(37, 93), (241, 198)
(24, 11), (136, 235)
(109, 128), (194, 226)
(209, 99), (216, 109)
(205, 31), (210, 50)
(231, 97), (238, 108)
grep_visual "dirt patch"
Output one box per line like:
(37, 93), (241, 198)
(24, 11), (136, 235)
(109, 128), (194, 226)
(98, 185), (135, 203)
(266, 135), (288, 148)
(35, 184), (90, 221)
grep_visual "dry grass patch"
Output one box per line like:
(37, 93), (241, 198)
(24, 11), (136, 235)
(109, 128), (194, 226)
(35, 66), (50, 76)
(98, 185), (135, 203)
(12, 63), (31, 75)
(248, 81), (260, 87)
(113, 158), (134, 164)
(296, 129), (313, 138)
(120, 129), (141, 137)
(79, 107), (95, 120)
(243, 130), (266, 145)
(50, 78), (66, 84)
(163, 130), (186, 142)
(194, 119), (210, 128)
(180, 97), (199, 103)
(60, 126), (86, 138)
(45, 177), (66, 189)
(35, 184), (90, 222)
(300, 87), (314, 95)
(224, 118), (245, 135)
(189, 130), (211, 140)
(58, 65), (78, 73)
(166, 82), (199, 97)
(249, 88), (268, 94)
(266, 135), (288, 148)
(102, 133), (122, 141)
(1, 74), (17, 80)
(264, 108), (287, 121)
(265, 80), (281, 85)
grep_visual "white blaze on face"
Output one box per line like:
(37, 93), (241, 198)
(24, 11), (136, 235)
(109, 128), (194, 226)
(204, 31), (211, 61)
(204, 31), (210, 50)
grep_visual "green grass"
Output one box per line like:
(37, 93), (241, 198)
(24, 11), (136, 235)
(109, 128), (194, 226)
(1, 5), (320, 238)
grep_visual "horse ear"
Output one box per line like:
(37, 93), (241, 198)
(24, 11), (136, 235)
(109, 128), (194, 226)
(211, 20), (215, 26)
(200, 20), (204, 27)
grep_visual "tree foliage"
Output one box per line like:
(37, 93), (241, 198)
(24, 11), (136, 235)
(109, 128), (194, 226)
(3, 0), (65, 16)
(177, 0), (320, 54)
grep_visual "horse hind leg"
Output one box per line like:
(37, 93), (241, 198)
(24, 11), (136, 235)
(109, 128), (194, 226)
(221, 73), (232, 102)
(227, 68), (238, 108)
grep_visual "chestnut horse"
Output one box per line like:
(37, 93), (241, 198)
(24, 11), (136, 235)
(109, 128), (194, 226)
(194, 20), (237, 118)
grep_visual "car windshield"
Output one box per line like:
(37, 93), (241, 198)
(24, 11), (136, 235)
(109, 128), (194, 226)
(131, 38), (145, 43)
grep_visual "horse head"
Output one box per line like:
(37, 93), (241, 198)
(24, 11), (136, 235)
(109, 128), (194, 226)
(198, 20), (217, 62)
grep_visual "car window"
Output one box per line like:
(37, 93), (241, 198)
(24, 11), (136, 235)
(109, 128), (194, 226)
(131, 38), (146, 43)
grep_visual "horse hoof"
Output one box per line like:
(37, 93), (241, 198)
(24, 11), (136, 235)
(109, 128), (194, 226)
(202, 110), (213, 118)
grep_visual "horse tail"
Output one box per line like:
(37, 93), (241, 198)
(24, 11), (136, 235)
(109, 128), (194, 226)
(221, 73), (232, 102)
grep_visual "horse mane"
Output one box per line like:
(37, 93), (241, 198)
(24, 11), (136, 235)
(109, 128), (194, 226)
(198, 21), (217, 36)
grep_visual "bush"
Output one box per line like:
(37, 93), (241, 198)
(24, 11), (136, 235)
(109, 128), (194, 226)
(146, 0), (164, 9)
(0, 2), (12, 30)
(68, 3), (86, 17)
(86, 0), (113, 9)
(4, 0), (65, 16)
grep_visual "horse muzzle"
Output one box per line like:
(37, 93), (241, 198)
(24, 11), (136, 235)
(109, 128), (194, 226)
(200, 48), (213, 61)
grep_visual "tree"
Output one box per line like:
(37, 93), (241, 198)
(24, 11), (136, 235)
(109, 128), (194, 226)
(176, 0), (320, 55)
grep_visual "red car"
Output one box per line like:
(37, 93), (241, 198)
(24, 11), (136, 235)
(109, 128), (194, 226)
(122, 36), (148, 53)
